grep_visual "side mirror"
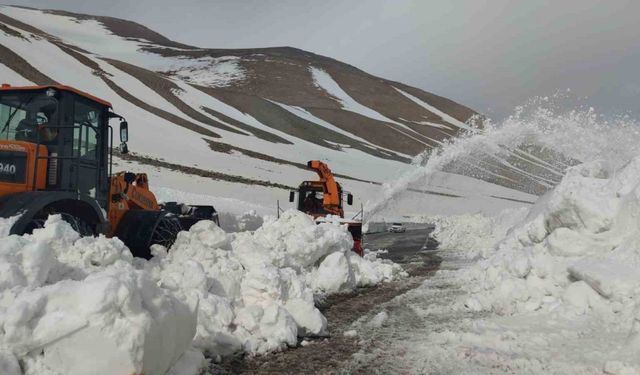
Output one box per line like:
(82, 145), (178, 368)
(347, 193), (353, 205)
(120, 121), (129, 143)
(119, 142), (129, 154)
(289, 191), (295, 202)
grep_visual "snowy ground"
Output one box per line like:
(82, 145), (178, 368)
(346, 250), (637, 374)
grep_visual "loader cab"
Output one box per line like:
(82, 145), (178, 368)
(0, 85), (119, 210)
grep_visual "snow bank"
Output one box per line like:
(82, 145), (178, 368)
(0, 216), (197, 375)
(462, 158), (640, 316)
(428, 156), (640, 371)
(0, 210), (403, 373)
(151, 211), (404, 355)
(430, 208), (527, 258)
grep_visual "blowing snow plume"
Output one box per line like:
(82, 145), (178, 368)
(366, 96), (640, 220)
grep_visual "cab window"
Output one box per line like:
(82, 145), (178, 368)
(0, 101), (26, 140)
(73, 101), (100, 159)
(0, 93), (57, 142)
(299, 188), (325, 214)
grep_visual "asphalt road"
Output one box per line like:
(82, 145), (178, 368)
(364, 226), (439, 264)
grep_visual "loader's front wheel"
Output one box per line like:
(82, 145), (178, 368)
(115, 210), (184, 259)
(23, 211), (96, 237)
(149, 214), (182, 250)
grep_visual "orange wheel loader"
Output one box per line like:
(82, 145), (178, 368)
(0, 84), (218, 258)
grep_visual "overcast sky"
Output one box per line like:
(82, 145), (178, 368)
(5, 0), (640, 119)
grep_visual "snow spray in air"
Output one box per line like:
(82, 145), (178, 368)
(365, 96), (640, 220)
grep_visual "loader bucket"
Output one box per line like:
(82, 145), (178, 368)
(161, 202), (220, 229)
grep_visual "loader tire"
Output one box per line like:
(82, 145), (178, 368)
(149, 214), (182, 250)
(115, 211), (183, 259)
(23, 210), (96, 237)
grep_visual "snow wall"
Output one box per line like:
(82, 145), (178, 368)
(0, 210), (405, 375)
(410, 102), (640, 372)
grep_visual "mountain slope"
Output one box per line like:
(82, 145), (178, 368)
(0, 5), (539, 217)
(0, 6), (477, 161)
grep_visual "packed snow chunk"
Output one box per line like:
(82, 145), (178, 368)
(251, 210), (353, 270)
(3, 265), (197, 375)
(309, 252), (356, 293)
(166, 348), (207, 375)
(543, 160), (620, 233)
(563, 281), (605, 314)
(64, 234), (133, 269)
(17, 239), (55, 288)
(0, 350), (20, 375)
(285, 298), (328, 336)
(343, 330), (358, 337)
(431, 213), (495, 252)
(430, 208), (527, 258)
(543, 227), (611, 257)
(191, 293), (240, 355)
(463, 298), (484, 312)
(0, 235), (56, 293)
(368, 311), (389, 328)
(0, 216), (136, 296)
(161, 220), (243, 300)
(349, 250), (407, 286)
(172, 219), (231, 251)
(234, 303), (298, 354)
(568, 259), (640, 300)
(154, 221), (245, 354)
(238, 260), (326, 336)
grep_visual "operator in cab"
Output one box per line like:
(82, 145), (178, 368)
(15, 100), (59, 144)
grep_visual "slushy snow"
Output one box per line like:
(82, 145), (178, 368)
(0, 210), (403, 374)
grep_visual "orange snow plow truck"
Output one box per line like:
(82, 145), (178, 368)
(0, 84), (218, 258)
(289, 160), (364, 256)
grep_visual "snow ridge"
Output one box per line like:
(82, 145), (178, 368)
(0, 211), (404, 374)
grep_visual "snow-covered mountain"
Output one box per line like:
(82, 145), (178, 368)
(0, 5), (536, 217)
